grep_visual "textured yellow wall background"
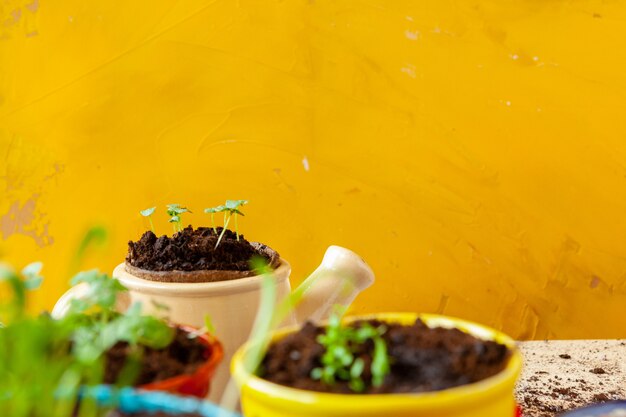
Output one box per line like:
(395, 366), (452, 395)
(2, 0), (626, 339)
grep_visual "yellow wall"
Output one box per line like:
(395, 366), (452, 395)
(2, 0), (626, 339)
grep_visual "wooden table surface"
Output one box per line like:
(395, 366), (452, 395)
(516, 340), (626, 416)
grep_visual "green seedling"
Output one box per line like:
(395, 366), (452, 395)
(311, 309), (391, 393)
(188, 314), (217, 342)
(205, 200), (248, 247)
(216, 199), (248, 248)
(225, 200), (248, 239)
(166, 204), (191, 233)
(204, 206), (224, 234)
(140, 207), (156, 233)
(204, 314), (217, 336)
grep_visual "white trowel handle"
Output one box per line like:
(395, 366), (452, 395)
(292, 245), (375, 325)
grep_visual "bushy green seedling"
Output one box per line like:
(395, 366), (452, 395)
(166, 204), (191, 233)
(311, 310), (391, 393)
(68, 269), (174, 364)
(140, 207), (156, 233)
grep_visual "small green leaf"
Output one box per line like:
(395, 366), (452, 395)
(225, 199), (248, 210)
(168, 215), (180, 223)
(311, 367), (323, 380)
(349, 378), (365, 393)
(140, 207), (156, 217)
(69, 298), (89, 313)
(21, 262), (43, 278)
(23, 276), (43, 290)
(371, 337), (390, 387)
(350, 358), (365, 378)
(204, 205), (225, 214)
(204, 315), (216, 335)
(250, 255), (273, 276)
(350, 357), (365, 379)
(21, 262), (43, 290)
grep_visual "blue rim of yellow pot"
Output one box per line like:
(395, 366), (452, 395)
(232, 312), (522, 414)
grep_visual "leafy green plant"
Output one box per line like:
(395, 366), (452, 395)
(67, 269), (174, 364)
(0, 263), (103, 417)
(311, 310), (391, 392)
(205, 199), (248, 248)
(166, 204), (191, 233)
(140, 207), (156, 233)
(0, 261), (184, 417)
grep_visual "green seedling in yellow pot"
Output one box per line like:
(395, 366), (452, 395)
(311, 309), (390, 392)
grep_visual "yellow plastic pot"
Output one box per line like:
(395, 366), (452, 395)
(232, 313), (522, 417)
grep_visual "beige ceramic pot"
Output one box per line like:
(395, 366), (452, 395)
(52, 245), (375, 402)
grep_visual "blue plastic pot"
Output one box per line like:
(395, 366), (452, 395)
(560, 401), (626, 416)
(83, 385), (242, 417)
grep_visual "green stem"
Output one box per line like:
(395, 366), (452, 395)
(234, 213), (239, 241)
(215, 214), (231, 248)
(211, 213), (216, 234)
(148, 217), (155, 234)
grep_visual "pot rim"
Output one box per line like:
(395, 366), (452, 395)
(232, 312), (522, 413)
(112, 259), (291, 297)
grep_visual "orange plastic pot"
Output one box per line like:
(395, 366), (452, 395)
(140, 325), (223, 398)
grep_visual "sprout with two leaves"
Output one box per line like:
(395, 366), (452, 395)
(204, 200), (248, 248)
(166, 204), (191, 233)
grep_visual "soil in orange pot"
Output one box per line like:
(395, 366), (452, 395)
(104, 327), (207, 386)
